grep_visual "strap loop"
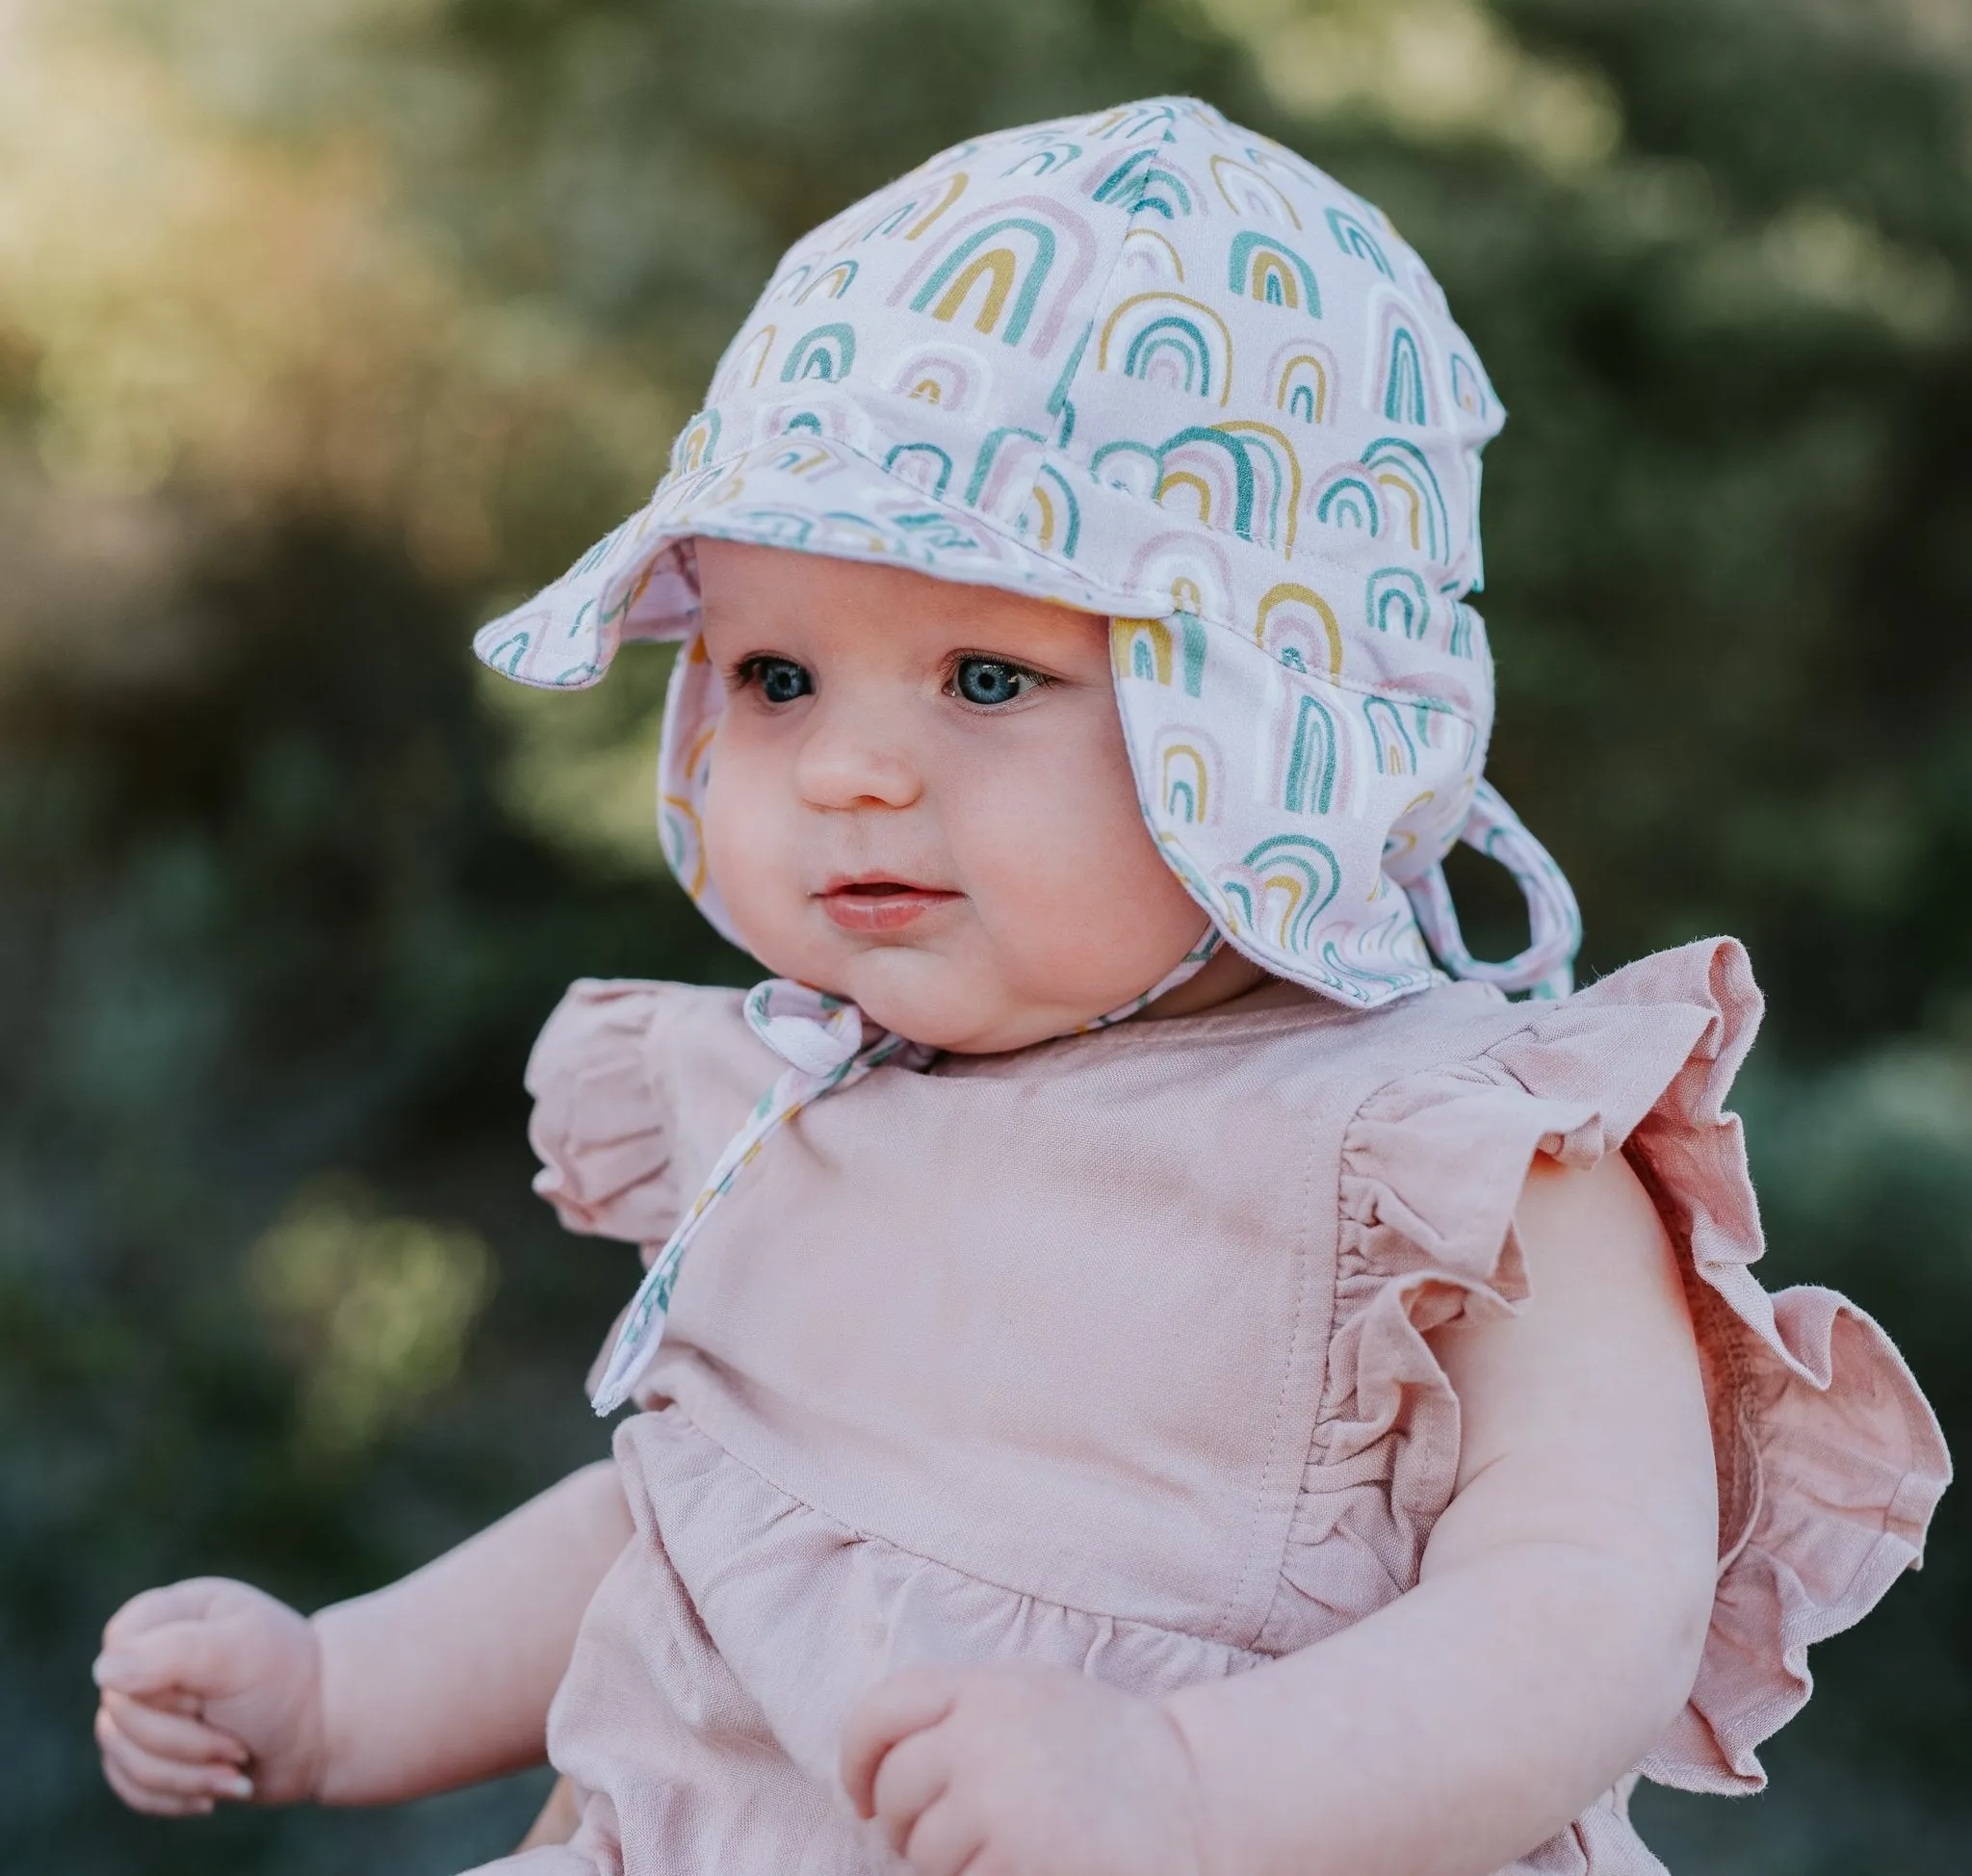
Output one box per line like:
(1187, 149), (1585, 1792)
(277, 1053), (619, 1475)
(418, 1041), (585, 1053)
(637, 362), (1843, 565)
(1403, 779), (1581, 1000)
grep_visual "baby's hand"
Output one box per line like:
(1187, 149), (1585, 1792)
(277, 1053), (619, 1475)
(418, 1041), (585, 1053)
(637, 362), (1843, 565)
(93, 1577), (324, 1814)
(841, 1661), (1208, 1876)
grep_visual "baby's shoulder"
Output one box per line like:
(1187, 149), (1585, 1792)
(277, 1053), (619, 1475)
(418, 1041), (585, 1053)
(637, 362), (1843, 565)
(526, 976), (768, 1092)
(1328, 937), (1759, 1314)
(524, 977), (778, 1246)
(1332, 934), (1755, 1134)
(1178, 938), (1754, 1143)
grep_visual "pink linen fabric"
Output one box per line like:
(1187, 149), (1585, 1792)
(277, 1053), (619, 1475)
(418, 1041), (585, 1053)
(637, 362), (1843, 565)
(468, 941), (1946, 1876)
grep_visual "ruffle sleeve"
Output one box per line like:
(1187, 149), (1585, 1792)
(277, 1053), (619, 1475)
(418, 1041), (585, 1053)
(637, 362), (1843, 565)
(524, 978), (684, 1249)
(1323, 937), (1949, 1796)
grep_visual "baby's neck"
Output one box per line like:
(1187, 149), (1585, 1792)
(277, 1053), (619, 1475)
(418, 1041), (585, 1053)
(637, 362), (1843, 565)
(1140, 947), (1275, 1021)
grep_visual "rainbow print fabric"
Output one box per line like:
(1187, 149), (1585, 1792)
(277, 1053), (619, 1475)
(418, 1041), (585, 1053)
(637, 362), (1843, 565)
(475, 95), (1580, 1005)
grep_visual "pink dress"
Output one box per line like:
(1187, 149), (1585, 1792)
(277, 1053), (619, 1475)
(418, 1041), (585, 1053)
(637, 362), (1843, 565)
(469, 941), (1946, 1876)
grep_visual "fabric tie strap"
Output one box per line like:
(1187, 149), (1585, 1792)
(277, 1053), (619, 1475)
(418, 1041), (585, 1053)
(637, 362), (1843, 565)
(586, 928), (1223, 1414)
(1404, 780), (1583, 1001)
(589, 982), (935, 1414)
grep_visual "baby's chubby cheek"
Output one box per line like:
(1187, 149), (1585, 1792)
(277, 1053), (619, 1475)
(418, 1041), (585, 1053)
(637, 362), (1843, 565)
(698, 717), (1213, 1048)
(952, 773), (1206, 1007)
(699, 748), (819, 980)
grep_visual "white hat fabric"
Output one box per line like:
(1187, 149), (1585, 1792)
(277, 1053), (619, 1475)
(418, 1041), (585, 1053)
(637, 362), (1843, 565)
(476, 94), (1580, 1005)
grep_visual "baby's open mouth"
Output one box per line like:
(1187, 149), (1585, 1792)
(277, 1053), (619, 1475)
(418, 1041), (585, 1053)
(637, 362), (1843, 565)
(817, 875), (962, 933)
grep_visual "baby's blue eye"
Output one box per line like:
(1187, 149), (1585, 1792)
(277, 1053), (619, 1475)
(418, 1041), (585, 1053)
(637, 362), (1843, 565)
(952, 657), (1039, 708)
(753, 658), (812, 704)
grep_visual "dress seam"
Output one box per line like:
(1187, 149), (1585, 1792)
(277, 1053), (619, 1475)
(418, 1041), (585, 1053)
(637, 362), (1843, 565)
(1232, 1067), (1327, 1651)
(630, 1403), (1276, 1662)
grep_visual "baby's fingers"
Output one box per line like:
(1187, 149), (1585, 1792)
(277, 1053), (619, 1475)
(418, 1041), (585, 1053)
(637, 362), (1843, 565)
(867, 1723), (958, 1858)
(841, 1664), (960, 1819)
(100, 1689), (248, 1767)
(897, 1796), (989, 1876)
(101, 1578), (235, 1650)
(94, 1619), (235, 1703)
(95, 1705), (253, 1812)
(99, 1748), (213, 1818)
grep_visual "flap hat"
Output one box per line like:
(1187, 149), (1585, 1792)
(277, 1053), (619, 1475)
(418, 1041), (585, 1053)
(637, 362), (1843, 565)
(476, 94), (1579, 1008)
(475, 97), (1585, 1408)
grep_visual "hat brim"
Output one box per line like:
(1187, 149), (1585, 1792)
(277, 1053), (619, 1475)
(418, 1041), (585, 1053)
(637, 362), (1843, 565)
(472, 432), (1164, 691)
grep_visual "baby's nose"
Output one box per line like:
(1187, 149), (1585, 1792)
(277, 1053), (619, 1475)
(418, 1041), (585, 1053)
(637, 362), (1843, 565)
(793, 703), (922, 810)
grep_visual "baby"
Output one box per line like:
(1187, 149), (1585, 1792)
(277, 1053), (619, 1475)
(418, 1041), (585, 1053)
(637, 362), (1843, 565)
(93, 97), (1947, 1875)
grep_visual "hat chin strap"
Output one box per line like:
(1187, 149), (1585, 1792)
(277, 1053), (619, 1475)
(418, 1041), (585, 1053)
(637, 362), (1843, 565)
(1073, 925), (1222, 1031)
(1402, 779), (1582, 1000)
(588, 926), (1225, 1415)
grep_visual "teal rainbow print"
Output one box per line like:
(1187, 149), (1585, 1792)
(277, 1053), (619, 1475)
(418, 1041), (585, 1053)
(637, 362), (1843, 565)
(1218, 833), (1341, 952)
(1325, 205), (1393, 276)
(1370, 292), (1436, 426)
(1367, 566), (1430, 638)
(781, 323), (856, 382)
(1018, 463), (1081, 556)
(1311, 464), (1382, 536)
(1090, 145), (1202, 219)
(884, 441), (954, 496)
(1361, 436), (1450, 561)
(1362, 696), (1418, 776)
(1002, 139), (1082, 178)
(795, 259), (859, 303)
(1112, 613), (1207, 698)
(1282, 693), (1343, 816)
(1229, 231), (1320, 314)
(1098, 292), (1233, 404)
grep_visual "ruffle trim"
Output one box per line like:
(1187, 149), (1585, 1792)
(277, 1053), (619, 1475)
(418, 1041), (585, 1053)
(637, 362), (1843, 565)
(1324, 937), (1949, 1796)
(612, 1406), (1265, 1792)
(525, 978), (683, 1248)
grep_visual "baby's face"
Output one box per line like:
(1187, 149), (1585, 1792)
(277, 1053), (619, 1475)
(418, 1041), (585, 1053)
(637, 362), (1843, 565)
(695, 538), (1212, 1053)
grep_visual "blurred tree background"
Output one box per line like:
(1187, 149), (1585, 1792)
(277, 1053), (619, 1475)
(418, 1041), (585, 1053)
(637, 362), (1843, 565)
(1, 0), (1967, 1867)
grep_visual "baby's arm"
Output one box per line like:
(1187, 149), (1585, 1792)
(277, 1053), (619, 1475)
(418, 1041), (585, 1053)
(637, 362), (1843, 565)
(1163, 1148), (1718, 1875)
(95, 1458), (632, 1814)
(844, 1149), (1718, 1876)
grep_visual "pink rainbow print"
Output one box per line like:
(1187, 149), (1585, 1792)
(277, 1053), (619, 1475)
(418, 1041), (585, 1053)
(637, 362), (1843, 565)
(1210, 154), (1303, 228)
(1254, 580), (1343, 677)
(1118, 225), (1188, 281)
(709, 324), (776, 401)
(1269, 337), (1339, 426)
(888, 343), (992, 413)
(1123, 528), (1234, 624)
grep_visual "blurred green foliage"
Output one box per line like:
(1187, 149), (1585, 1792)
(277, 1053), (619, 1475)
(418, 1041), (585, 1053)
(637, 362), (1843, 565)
(0, 1), (1966, 1868)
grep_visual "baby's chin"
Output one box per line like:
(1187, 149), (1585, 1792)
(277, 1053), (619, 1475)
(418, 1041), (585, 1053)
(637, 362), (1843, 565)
(836, 977), (1077, 1056)
(769, 945), (1103, 1055)
(884, 1002), (1080, 1055)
